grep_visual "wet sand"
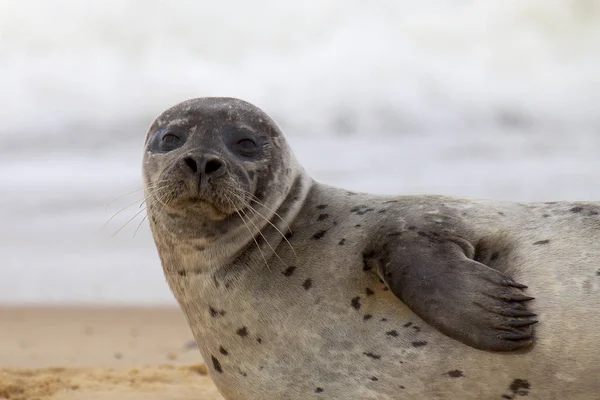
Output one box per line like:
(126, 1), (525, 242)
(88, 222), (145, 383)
(0, 307), (223, 399)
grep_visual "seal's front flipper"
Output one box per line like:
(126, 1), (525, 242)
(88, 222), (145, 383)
(367, 233), (537, 352)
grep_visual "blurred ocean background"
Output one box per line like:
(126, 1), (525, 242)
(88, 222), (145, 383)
(1, 0), (599, 305)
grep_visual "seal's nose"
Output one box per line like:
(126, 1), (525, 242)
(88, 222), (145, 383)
(181, 155), (227, 179)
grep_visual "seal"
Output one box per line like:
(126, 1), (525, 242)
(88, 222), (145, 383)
(143, 97), (600, 400)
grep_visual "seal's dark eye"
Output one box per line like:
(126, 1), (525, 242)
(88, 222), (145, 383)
(161, 132), (182, 151)
(222, 126), (262, 159)
(236, 138), (256, 150)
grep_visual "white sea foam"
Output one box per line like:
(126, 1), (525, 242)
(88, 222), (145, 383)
(1, 0), (599, 137)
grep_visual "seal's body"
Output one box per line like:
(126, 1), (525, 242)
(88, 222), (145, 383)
(143, 97), (600, 400)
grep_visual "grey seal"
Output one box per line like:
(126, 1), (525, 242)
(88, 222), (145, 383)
(143, 97), (600, 400)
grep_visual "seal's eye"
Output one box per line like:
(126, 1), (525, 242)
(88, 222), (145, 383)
(222, 126), (262, 159)
(236, 138), (256, 151)
(161, 132), (183, 152)
(234, 137), (259, 157)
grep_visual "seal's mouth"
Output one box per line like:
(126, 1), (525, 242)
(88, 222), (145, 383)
(148, 176), (250, 220)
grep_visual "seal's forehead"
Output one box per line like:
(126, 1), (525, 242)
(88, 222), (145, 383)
(148, 97), (278, 136)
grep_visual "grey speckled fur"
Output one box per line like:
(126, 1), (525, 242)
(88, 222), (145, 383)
(143, 97), (600, 400)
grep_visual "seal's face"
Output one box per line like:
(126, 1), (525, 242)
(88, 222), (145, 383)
(143, 97), (293, 225)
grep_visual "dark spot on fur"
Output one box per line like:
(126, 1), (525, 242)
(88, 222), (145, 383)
(351, 296), (361, 310)
(239, 370), (247, 377)
(370, 376), (379, 381)
(498, 211), (505, 216)
(316, 204), (328, 210)
(178, 270), (187, 277)
(257, 338), (262, 344)
(408, 226), (417, 231)
(387, 231), (402, 237)
(533, 239), (550, 245)
(382, 286), (389, 291)
(355, 224), (362, 228)
(365, 288), (374, 296)
(219, 346), (228, 356)
(502, 396), (513, 400)
(412, 341), (427, 347)
(211, 356), (222, 373)
(571, 206), (583, 213)
(284, 231), (294, 240)
(236, 327), (248, 337)
(400, 385), (405, 389)
(167, 212), (179, 219)
(317, 214), (329, 221)
(363, 352), (381, 360)
(378, 209), (386, 213)
(386, 330), (399, 337)
(195, 245), (205, 251)
(363, 314), (373, 321)
(509, 379), (530, 396)
(338, 238), (346, 245)
(542, 214), (550, 218)
(282, 266), (296, 277)
(302, 278), (312, 290)
(413, 326), (421, 333)
(490, 252), (500, 261)
(380, 318), (387, 322)
(362, 261), (372, 272)
(315, 387), (324, 393)
(403, 322), (413, 328)
(596, 269), (600, 276)
(312, 230), (327, 240)
(590, 210), (599, 216)
(347, 191), (357, 196)
(209, 307), (220, 318)
(382, 200), (398, 204)
(447, 370), (464, 378)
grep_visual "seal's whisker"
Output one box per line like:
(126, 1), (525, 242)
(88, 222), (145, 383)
(105, 188), (144, 211)
(239, 206), (286, 266)
(225, 188), (296, 257)
(114, 188), (172, 237)
(111, 205), (150, 237)
(224, 195), (271, 272)
(144, 183), (173, 210)
(104, 182), (173, 231)
(238, 189), (290, 231)
(133, 214), (149, 238)
(106, 179), (171, 211)
(102, 197), (147, 231)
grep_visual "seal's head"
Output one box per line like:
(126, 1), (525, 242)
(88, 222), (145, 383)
(143, 97), (304, 244)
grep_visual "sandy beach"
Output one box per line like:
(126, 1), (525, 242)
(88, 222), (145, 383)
(0, 307), (223, 400)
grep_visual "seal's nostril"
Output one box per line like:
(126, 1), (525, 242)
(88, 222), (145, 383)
(205, 159), (223, 174)
(184, 157), (198, 173)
